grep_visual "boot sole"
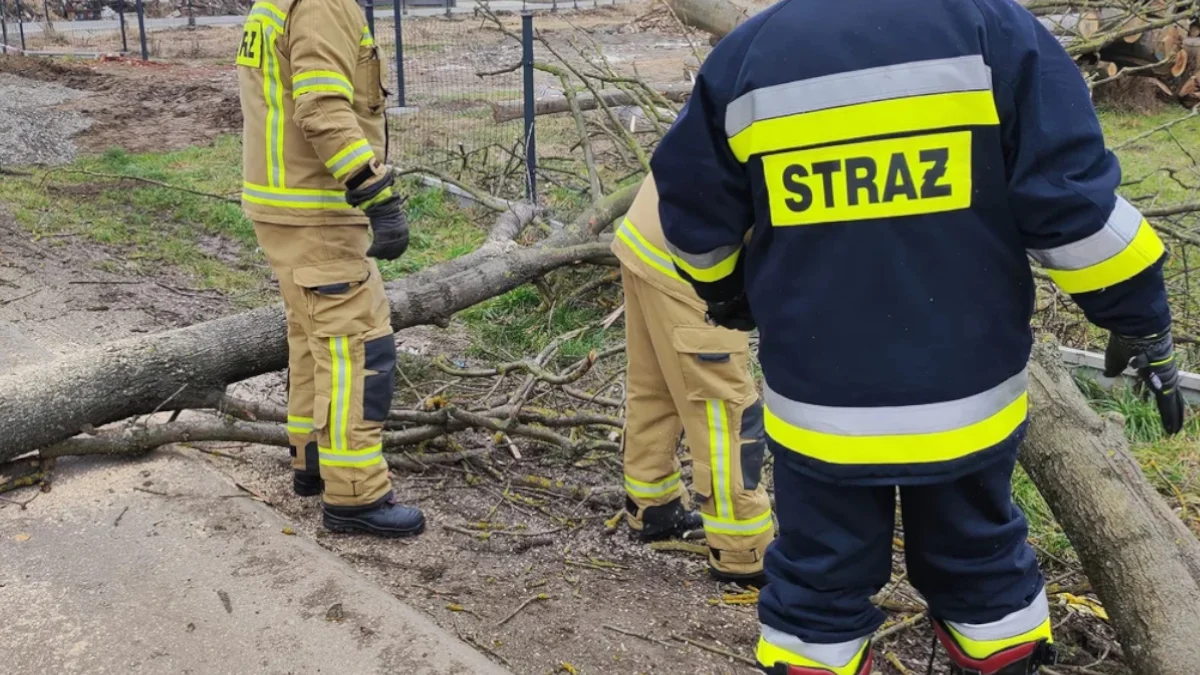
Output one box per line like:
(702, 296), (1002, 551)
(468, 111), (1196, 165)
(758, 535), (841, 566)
(293, 484), (323, 497)
(708, 567), (767, 588)
(323, 512), (426, 538)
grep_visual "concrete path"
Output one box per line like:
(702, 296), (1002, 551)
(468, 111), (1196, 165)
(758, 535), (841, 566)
(0, 449), (513, 675)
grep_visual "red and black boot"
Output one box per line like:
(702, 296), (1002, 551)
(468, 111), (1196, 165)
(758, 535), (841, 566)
(933, 620), (1057, 675)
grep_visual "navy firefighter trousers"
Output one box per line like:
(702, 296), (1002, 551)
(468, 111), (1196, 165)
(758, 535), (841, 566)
(758, 439), (1045, 644)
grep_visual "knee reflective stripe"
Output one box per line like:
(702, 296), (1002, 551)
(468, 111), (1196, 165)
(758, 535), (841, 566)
(624, 471), (682, 499)
(261, 21), (285, 188)
(763, 369), (1027, 465)
(945, 588), (1053, 661)
(614, 218), (683, 281)
(740, 400), (766, 490)
(287, 415), (314, 435)
(702, 509), (773, 536)
(242, 183), (354, 209)
(706, 400), (735, 520)
(1028, 196), (1165, 294)
(319, 443), (384, 467)
(757, 626), (870, 675)
(667, 242), (742, 283)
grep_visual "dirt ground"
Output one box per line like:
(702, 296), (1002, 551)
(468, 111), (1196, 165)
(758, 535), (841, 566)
(0, 8), (1129, 674)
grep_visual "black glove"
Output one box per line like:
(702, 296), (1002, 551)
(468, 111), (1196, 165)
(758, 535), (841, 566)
(345, 170), (409, 261)
(1104, 330), (1186, 435)
(705, 293), (756, 332)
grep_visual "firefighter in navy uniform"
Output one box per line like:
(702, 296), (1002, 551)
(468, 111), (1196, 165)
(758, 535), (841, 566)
(651, 0), (1187, 672)
(237, 0), (424, 536)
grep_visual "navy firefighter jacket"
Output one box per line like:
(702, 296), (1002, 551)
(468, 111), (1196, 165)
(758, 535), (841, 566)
(652, 0), (1173, 484)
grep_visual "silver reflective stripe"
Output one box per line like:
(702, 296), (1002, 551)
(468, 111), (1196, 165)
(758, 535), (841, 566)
(1027, 197), (1143, 270)
(947, 588), (1049, 641)
(328, 143), (372, 175)
(702, 511), (772, 533)
(764, 368), (1027, 436)
(666, 241), (740, 270)
(243, 185), (347, 205)
(617, 220), (674, 270)
(319, 449), (383, 465)
(708, 400), (733, 520)
(624, 473), (681, 498)
(294, 76), (353, 95)
(264, 25), (282, 188)
(248, 6), (281, 27)
(724, 55), (993, 138)
(760, 625), (867, 668)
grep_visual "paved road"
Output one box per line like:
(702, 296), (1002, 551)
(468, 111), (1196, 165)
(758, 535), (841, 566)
(12, 0), (622, 36)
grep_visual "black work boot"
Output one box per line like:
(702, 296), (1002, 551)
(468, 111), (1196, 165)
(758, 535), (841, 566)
(708, 564), (768, 588)
(628, 496), (703, 541)
(933, 620), (1057, 675)
(323, 495), (426, 538)
(293, 471), (324, 497)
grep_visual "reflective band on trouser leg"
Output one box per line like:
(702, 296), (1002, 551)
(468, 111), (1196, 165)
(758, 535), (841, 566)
(319, 336), (384, 469)
(757, 626), (870, 675)
(615, 218), (683, 281)
(624, 471), (683, 500)
(325, 139), (375, 180)
(242, 183), (355, 209)
(1028, 196), (1166, 294)
(945, 588), (1053, 660)
(667, 242), (741, 283)
(763, 369), (1028, 465)
(293, 69), (355, 103)
(287, 415), (314, 436)
(724, 54), (999, 162)
(701, 400), (773, 536)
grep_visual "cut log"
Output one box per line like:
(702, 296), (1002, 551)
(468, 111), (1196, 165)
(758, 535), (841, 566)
(0, 185), (638, 461)
(1022, 342), (1200, 674)
(490, 82), (693, 123)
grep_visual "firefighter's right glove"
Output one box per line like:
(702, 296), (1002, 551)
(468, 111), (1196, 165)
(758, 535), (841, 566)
(1104, 330), (1186, 435)
(705, 293), (755, 332)
(346, 170), (409, 261)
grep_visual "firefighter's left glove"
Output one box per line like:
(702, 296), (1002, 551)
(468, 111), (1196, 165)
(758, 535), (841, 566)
(705, 293), (755, 332)
(1104, 331), (1186, 435)
(346, 170), (409, 261)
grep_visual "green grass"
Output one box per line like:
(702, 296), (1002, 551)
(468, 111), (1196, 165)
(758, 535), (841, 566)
(458, 284), (613, 362)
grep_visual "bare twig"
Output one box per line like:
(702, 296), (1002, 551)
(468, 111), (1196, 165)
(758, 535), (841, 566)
(496, 593), (551, 627)
(672, 636), (757, 666)
(41, 168), (239, 203)
(602, 623), (677, 649)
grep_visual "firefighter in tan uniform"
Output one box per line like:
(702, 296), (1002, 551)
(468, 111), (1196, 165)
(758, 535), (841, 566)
(613, 173), (775, 584)
(237, 0), (423, 536)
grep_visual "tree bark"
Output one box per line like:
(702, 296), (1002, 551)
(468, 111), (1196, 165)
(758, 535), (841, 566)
(490, 83), (694, 123)
(1022, 342), (1200, 674)
(0, 188), (636, 461)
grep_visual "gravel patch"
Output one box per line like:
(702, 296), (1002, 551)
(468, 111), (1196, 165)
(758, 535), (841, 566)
(0, 73), (92, 167)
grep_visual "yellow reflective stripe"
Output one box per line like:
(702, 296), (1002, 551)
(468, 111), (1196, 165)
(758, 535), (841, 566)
(325, 139), (375, 180)
(360, 25), (374, 46)
(319, 444), (384, 467)
(242, 182), (353, 209)
(756, 635), (869, 675)
(671, 246), (741, 283)
(624, 471), (682, 499)
(615, 218), (683, 281)
(328, 336), (351, 454)
(702, 510), (774, 536)
(765, 392), (1028, 465)
(287, 415), (314, 435)
(1044, 221), (1165, 294)
(262, 25), (285, 188)
(706, 400), (734, 520)
(727, 90), (999, 163)
(247, 3), (284, 32)
(292, 69), (355, 102)
(947, 617), (1053, 661)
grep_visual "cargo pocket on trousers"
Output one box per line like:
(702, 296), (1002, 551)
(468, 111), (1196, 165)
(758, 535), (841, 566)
(293, 258), (375, 338)
(691, 460), (713, 508)
(672, 325), (753, 404)
(362, 334), (397, 422)
(312, 395), (331, 447)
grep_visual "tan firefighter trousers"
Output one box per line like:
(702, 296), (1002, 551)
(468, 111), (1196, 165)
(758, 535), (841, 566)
(621, 267), (775, 576)
(255, 222), (395, 509)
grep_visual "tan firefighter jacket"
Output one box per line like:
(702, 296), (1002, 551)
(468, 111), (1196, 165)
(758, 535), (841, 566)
(237, 0), (388, 226)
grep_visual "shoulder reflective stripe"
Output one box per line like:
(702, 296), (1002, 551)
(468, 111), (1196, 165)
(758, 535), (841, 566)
(624, 471), (682, 499)
(765, 392), (1026, 465)
(360, 25), (374, 46)
(706, 400), (734, 520)
(725, 55), (992, 138)
(667, 242), (741, 282)
(615, 218), (682, 280)
(242, 183), (353, 209)
(319, 445), (384, 468)
(947, 590), (1052, 660)
(728, 90), (998, 162)
(293, 69), (355, 102)
(701, 510), (773, 536)
(248, 3), (284, 32)
(262, 25), (285, 188)
(1044, 221), (1164, 294)
(766, 369), (1026, 437)
(1028, 197), (1142, 270)
(758, 628), (869, 673)
(325, 139), (374, 179)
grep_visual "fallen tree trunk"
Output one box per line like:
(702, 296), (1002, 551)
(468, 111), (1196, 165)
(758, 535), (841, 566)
(490, 82), (694, 123)
(1022, 342), (1200, 674)
(0, 186), (637, 461)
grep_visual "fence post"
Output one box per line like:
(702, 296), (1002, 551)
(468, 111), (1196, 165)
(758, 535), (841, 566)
(364, 0), (374, 40)
(118, 0), (128, 53)
(521, 12), (536, 203)
(391, 0), (404, 106)
(134, 0), (146, 60)
(15, 0), (25, 52)
(1, 0), (8, 53)
(186, 0), (194, 29)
